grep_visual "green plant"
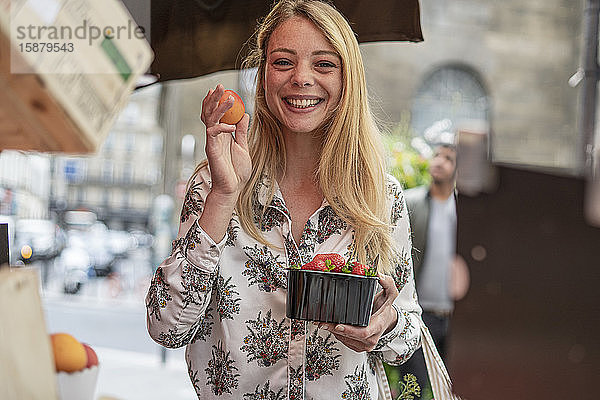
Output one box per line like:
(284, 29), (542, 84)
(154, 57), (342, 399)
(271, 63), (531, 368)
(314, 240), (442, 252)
(383, 113), (431, 190)
(383, 362), (434, 400)
(398, 373), (421, 400)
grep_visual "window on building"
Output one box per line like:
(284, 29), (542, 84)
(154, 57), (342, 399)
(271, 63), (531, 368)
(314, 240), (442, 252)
(77, 187), (85, 203)
(64, 158), (86, 184)
(122, 190), (130, 208)
(102, 160), (114, 184)
(102, 133), (115, 154)
(102, 189), (109, 206)
(125, 132), (136, 154)
(145, 166), (160, 185)
(110, 188), (121, 207)
(151, 133), (163, 155)
(411, 65), (489, 137)
(122, 162), (133, 184)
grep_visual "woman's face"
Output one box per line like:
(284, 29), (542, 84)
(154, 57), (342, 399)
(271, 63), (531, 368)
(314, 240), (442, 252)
(264, 16), (343, 136)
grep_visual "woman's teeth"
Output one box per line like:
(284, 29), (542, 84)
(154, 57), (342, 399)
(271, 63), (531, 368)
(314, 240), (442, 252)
(285, 98), (321, 108)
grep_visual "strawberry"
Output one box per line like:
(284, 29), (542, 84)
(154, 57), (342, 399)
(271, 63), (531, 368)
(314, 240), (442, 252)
(312, 253), (346, 272)
(351, 261), (367, 276)
(301, 261), (315, 270)
(302, 259), (328, 271)
(311, 259), (329, 272)
(365, 264), (378, 277)
(347, 261), (378, 277)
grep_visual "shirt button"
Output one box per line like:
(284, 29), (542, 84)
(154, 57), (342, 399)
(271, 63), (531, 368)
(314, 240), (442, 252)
(209, 248), (219, 257)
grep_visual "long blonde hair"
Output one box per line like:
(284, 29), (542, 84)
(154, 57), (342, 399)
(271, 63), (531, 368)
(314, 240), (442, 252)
(234, 0), (396, 273)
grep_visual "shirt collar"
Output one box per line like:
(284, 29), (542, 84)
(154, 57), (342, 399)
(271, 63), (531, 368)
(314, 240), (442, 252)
(255, 174), (330, 212)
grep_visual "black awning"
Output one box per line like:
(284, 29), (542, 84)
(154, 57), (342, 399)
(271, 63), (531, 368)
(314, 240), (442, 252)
(150, 0), (422, 82)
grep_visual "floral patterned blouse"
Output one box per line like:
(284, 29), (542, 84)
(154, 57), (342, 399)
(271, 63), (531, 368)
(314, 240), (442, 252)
(145, 165), (422, 400)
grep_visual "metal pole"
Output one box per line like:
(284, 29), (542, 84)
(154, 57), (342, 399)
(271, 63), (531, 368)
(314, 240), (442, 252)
(579, 0), (600, 177)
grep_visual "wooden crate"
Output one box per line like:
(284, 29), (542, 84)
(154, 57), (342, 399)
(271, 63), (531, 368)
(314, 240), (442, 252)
(0, 31), (92, 152)
(0, 0), (153, 153)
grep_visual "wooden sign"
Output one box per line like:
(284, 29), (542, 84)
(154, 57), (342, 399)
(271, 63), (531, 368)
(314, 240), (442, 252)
(0, 268), (58, 400)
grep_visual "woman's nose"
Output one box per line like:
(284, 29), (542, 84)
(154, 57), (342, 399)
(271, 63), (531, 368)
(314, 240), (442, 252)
(291, 63), (314, 88)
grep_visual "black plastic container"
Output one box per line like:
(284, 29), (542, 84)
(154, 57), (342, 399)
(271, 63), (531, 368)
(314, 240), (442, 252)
(286, 269), (379, 327)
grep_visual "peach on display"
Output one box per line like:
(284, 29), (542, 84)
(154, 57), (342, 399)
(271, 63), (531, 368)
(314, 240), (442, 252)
(50, 333), (87, 373)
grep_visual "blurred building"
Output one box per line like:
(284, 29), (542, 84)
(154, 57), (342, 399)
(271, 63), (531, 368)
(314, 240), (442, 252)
(50, 83), (165, 231)
(0, 151), (51, 218)
(362, 0), (582, 172)
(10, 0), (577, 227)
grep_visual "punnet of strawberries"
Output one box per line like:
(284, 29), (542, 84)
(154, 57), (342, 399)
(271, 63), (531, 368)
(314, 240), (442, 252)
(289, 253), (378, 277)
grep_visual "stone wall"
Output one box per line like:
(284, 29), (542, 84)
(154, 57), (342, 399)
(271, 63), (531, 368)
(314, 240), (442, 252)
(362, 0), (583, 171)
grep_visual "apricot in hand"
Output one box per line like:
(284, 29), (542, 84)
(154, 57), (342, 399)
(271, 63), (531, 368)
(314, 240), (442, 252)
(218, 89), (245, 125)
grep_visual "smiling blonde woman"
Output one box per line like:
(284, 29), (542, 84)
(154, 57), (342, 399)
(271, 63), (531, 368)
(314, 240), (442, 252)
(146, 1), (426, 399)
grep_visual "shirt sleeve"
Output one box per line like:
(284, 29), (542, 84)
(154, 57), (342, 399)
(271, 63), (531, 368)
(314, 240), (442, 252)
(371, 176), (422, 365)
(145, 165), (227, 348)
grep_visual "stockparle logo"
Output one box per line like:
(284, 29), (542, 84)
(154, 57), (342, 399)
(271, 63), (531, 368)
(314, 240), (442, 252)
(15, 19), (146, 46)
(9, 0), (152, 76)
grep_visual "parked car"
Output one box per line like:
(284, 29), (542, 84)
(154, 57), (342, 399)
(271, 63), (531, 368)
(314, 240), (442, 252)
(129, 229), (154, 249)
(59, 222), (137, 294)
(14, 219), (65, 264)
(60, 244), (92, 294)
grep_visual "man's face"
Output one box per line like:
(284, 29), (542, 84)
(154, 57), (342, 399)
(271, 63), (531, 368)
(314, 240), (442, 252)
(429, 145), (457, 184)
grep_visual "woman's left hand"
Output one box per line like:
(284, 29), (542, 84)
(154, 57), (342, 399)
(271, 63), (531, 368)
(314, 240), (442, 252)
(317, 274), (399, 352)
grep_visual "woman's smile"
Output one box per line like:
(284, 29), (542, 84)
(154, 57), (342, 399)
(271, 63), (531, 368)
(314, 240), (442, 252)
(282, 96), (324, 111)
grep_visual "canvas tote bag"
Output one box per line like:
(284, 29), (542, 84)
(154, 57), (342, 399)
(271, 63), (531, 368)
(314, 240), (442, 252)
(375, 320), (462, 400)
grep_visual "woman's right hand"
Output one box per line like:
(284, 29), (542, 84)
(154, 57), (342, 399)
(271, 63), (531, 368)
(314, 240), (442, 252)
(200, 84), (252, 202)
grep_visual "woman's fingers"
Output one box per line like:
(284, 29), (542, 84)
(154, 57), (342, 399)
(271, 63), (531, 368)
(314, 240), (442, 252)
(373, 274), (398, 313)
(199, 84), (252, 199)
(318, 323), (380, 352)
(378, 273), (397, 292)
(206, 123), (236, 138)
(201, 87), (217, 123)
(205, 98), (234, 126)
(234, 114), (250, 150)
(201, 84), (231, 126)
(372, 290), (386, 313)
(320, 315), (381, 340)
(371, 275), (397, 315)
(330, 334), (373, 353)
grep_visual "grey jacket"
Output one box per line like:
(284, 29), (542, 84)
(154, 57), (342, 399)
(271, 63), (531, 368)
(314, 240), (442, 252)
(404, 185), (457, 280)
(404, 185), (430, 279)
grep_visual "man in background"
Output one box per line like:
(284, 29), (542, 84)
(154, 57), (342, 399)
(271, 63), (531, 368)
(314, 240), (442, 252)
(408, 142), (459, 359)
(391, 141), (469, 399)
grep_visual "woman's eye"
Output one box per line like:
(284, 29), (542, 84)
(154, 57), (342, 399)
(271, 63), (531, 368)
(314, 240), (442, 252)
(273, 59), (292, 66)
(316, 61), (336, 68)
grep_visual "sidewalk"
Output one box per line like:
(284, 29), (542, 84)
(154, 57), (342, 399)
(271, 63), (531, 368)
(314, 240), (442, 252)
(39, 268), (197, 400)
(94, 347), (195, 400)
